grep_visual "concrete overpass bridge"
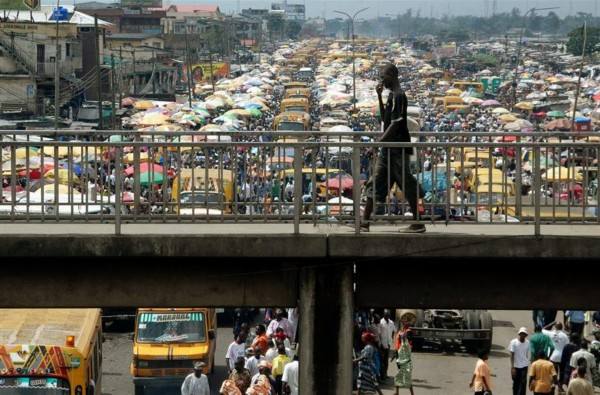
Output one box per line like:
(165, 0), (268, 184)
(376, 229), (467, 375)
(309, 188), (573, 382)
(1, 130), (599, 394)
(1, 223), (598, 395)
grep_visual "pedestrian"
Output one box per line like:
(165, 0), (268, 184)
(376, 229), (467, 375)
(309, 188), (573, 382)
(247, 360), (274, 395)
(378, 310), (396, 381)
(355, 332), (384, 395)
(361, 63), (425, 233)
(226, 334), (248, 373)
(393, 326), (415, 395)
(246, 347), (265, 377)
(469, 350), (492, 395)
(529, 325), (555, 362)
(528, 350), (558, 395)
(542, 322), (569, 381)
(252, 324), (270, 356)
(509, 327), (530, 395)
(561, 333), (581, 390)
(567, 365), (594, 395)
(566, 311), (586, 336)
(282, 354), (299, 395)
(266, 309), (294, 340)
(228, 356), (252, 394)
(569, 339), (596, 383)
(265, 339), (279, 362)
(271, 345), (291, 395)
(181, 361), (210, 395)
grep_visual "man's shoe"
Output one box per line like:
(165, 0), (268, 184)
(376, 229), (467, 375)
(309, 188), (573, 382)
(359, 222), (370, 232)
(399, 224), (426, 233)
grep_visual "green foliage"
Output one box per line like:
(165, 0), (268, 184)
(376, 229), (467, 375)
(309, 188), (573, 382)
(566, 26), (600, 56)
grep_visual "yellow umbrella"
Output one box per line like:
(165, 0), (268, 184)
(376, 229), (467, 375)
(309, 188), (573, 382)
(15, 148), (40, 160)
(515, 101), (534, 111)
(498, 114), (518, 123)
(445, 88), (463, 96)
(134, 100), (156, 110)
(44, 168), (80, 185)
(225, 109), (251, 118)
(492, 107), (510, 114)
(42, 146), (83, 158)
(140, 113), (170, 126)
(123, 152), (150, 163)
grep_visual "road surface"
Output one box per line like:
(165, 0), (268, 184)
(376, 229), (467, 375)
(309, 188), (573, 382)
(100, 310), (597, 394)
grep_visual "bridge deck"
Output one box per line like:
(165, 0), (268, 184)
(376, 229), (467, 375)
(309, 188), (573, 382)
(1, 223), (599, 258)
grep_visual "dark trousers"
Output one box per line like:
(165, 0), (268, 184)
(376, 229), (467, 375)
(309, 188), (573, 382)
(366, 149), (423, 218)
(380, 346), (389, 379)
(513, 367), (528, 395)
(274, 375), (283, 395)
(570, 321), (584, 336)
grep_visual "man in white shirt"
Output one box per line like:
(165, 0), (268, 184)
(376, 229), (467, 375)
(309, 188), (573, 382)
(245, 347), (265, 377)
(378, 310), (396, 380)
(508, 327), (530, 395)
(570, 339), (597, 383)
(181, 361), (210, 395)
(543, 322), (569, 378)
(226, 334), (247, 373)
(266, 309), (294, 340)
(282, 355), (299, 395)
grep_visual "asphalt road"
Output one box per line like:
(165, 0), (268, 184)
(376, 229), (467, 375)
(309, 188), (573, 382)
(101, 321), (235, 395)
(100, 310), (597, 395)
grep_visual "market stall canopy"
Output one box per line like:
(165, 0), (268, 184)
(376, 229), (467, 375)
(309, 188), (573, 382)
(492, 107), (510, 114)
(514, 102), (534, 111)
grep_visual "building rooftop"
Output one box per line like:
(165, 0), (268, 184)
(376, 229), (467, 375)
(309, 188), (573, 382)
(107, 32), (162, 40)
(74, 1), (120, 9)
(0, 8), (112, 26)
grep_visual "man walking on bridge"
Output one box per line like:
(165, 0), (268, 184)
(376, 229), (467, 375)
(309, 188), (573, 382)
(362, 63), (425, 233)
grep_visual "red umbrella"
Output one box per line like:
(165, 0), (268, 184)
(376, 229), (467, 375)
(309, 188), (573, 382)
(593, 93), (600, 102)
(124, 162), (164, 176)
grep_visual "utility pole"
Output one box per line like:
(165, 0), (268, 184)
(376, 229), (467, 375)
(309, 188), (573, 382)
(54, 0), (60, 130)
(95, 15), (103, 130)
(209, 50), (214, 92)
(184, 29), (193, 108)
(118, 46), (122, 108)
(132, 48), (136, 95)
(111, 53), (116, 129)
(152, 49), (156, 95)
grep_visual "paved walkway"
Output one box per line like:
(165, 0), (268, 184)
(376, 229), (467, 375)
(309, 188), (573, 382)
(0, 222), (600, 236)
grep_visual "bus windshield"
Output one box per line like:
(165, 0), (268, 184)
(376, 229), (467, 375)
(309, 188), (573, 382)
(0, 377), (70, 394)
(136, 312), (206, 343)
(276, 122), (305, 131)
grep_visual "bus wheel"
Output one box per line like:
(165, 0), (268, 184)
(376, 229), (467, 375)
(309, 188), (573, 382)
(134, 385), (144, 395)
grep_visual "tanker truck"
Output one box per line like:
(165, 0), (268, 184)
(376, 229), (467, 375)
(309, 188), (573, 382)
(395, 309), (493, 354)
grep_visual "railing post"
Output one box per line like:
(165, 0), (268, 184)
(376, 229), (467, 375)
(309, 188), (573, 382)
(352, 136), (361, 234)
(293, 143), (302, 234)
(134, 134), (141, 217)
(115, 146), (122, 235)
(515, 144), (522, 218)
(534, 145), (541, 237)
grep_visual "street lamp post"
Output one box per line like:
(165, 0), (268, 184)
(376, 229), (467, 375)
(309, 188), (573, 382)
(511, 7), (559, 109)
(334, 8), (369, 112)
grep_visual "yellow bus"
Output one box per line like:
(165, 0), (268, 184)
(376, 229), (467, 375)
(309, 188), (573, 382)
(170, 168), (234, 214)
(0, 309), (102, 395)
(280, 98), (310, 113)
(452, 81), (484, 94)
(131, 308), (217, 395)
(273, 112), (311, 131)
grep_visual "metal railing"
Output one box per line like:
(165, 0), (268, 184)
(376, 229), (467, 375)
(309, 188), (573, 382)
(1, 130), (599, 236)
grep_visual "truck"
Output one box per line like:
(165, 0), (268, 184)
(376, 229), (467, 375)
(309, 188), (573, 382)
(395, 309), (493, 354)
(131, 308), (217, 395)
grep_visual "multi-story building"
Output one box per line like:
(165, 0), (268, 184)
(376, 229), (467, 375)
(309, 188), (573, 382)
(75, 2), (165, 35)
(0, 7), (110, 115)
(271, 2), (305, 22)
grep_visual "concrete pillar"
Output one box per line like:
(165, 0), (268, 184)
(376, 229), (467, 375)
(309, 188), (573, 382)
(299, 263), (353, 395)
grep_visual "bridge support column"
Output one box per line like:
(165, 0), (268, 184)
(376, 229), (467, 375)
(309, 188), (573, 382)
(299, 263), (353, 395)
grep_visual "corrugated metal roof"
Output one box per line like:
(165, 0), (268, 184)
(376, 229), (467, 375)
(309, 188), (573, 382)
(0, 8), (112, 26)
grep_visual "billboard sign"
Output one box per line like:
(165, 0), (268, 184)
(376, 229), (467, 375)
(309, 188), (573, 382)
(121, 0), (162, 9)
(183, 62), (230, 83)
(0, 0), (40, 11)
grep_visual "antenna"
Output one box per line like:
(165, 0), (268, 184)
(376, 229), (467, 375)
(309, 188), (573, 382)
(492, 0), (497, 16)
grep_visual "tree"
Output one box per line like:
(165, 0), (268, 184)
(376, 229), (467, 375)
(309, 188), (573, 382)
(566, 26), (600, 57)
(286, 21), (302, 39)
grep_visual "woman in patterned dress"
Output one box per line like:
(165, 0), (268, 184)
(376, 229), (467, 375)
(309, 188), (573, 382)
(355, 332), (384, 395)
(394, 323), (415, 395)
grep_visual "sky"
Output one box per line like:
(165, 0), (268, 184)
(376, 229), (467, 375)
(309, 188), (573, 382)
(51, 0), (600, 18)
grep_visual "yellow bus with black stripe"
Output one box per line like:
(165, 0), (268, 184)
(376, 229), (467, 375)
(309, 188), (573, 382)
(131, 308), (216, 395)
(0, 309), (103, 395)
